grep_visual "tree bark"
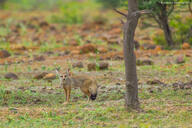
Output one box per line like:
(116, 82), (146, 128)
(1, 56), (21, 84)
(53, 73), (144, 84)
(160, 16), (174, 47)
(123, 0), (140, 110)
(156, 3), (174, 47)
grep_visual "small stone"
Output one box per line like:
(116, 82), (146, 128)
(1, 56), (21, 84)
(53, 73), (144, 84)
(98, 47), (108, 53)
(142, 43), (156, 50)
(72, 61), (84, 68)
(70, 40), (78, 46)
(80, 44), (97, 54)
(99, 62), (109, 70)
(4, 73), (18, 80)
(0, 50), (11, 58)
(107, 38), (119, 44)
(34, 72), (48, 79)
(33, 55), (45, 61)
(87, 63), (96, 71)
(136, 58), (154, 66)
(182, 43), (190, 49)
(43, 73), (56, 80)
(116, 82), (121, 85)
(175, 56), (185, 64)
(146, 79), (163, 85)
(39, 21), (49, 28)
(71, 50), (79, 55)
(154, 45), (162, 51)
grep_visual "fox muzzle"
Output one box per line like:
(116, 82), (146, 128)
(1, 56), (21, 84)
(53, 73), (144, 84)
(90, 94), (97, 100)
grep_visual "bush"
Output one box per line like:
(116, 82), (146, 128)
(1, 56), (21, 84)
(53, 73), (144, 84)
(152, 31), (167, 46)
(50, 1), (99, 24)
(170, 15), (192, 45)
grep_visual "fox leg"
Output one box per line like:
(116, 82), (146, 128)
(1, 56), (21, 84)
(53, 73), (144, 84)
(80, 87), (91, 102)
(66, 87), (71, 103)
(63, 87), (67, 101)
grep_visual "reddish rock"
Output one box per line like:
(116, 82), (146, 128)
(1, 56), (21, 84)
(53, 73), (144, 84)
(34, 72), (48, 79)
(43, 73), (56, 81)
(87, 63), (96, 71)
(154, 45), (162, 51)
(182, 43), (190, 49)
(142, 43), (156, 50)
(72, 61), (84, 68)
(71, 50), (80, 55)
(39, 21), (49, 28)
(33, 55), (45, 61)
(4, 73), (18, 80)
(80, 44), (97, 54)
(0, 50), (11, 58)
(98, 47), (108, 53)
(70, 40), (79, 46)
(99, 62), (109, 70)
(136, 58), (154, 66)
(175, 56), (185, 64)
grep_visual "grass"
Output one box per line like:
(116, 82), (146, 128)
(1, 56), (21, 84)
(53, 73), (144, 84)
(0, 59), (192, 127)
(0, 1), (191, 127)
(0, 83), (191, 127)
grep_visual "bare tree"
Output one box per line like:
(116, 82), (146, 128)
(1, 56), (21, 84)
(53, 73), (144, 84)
(115, 0), (150, 110)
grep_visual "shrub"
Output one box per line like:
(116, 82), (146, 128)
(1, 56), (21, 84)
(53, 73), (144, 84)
(170, 15), (192, 45)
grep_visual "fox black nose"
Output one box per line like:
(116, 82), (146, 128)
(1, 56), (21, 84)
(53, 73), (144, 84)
(90, 94), (97, 100)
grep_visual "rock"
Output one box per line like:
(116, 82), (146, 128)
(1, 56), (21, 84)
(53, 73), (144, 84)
(87, 62), (96, 71)
(43, 73), (56, 81)
(136, 58), (154, 66)
(34, 72), (48, 79)
(72, 61), (84, 68)
(107, 38), (119, 44)
(33, 55), (45, 61)
(185, 53), (191, 57)
(4, 73), (18, 80)
(98, 47), (108, 53)
(80, 44), (97, 54)
(69, 40), (79, 46)
(154, 45), (162, 51)
(39, 21), (49, 28)
(99, 62), (109, 70)
(58, 51), (70, 56)
(142, 43), (156, 50)
(175, 56), (185, 64)
(146, 79), (164, 85)
(0, 50), (11, 58)
(71, 50), (80, 55)
(11, 45), (26, 51)
(116, 82), (121, 85)
(182, 43), (190, 49)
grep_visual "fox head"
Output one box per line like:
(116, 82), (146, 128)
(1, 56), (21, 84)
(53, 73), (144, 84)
(56, 68), (72, 84)
(89, 81), (98, 100)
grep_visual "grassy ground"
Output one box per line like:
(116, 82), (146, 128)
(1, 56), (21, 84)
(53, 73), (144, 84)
(0, 58), (192, 127)
(0, 1), (192, 127)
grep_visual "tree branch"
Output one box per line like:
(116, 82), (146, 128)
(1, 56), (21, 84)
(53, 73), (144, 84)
(113, 8), (128, 18)
(167, 1), (175, 16)
(189, 1), (192, 14)
(150, 13), (162, 28)
(130, 10), (152, 18)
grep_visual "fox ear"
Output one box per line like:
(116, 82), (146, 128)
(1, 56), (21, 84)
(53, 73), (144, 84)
(56, 68), (61, 76)
(66, 68), (72, 76)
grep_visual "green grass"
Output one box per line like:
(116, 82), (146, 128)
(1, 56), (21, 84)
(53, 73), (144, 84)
(0, 84), (191, 127)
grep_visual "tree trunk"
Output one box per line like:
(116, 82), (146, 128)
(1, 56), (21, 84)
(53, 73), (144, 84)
(123, 0), (140, 110)
(160, 16), (174, 47)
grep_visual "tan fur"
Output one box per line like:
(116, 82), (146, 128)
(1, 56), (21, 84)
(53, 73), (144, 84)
(56, 69), (98, 103)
